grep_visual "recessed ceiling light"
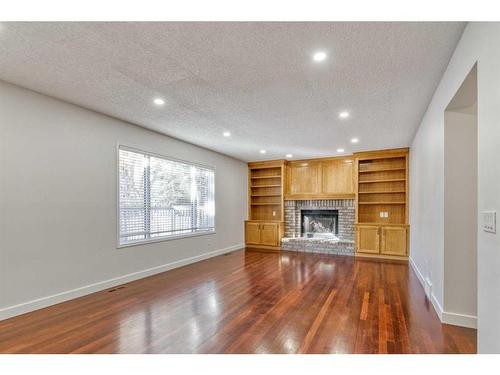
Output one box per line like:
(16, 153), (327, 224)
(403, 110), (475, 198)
(223, 131), (231, 137)
(313, 51), (327, 62)
(337, 148), (345, 153)
(339, 111), (350, 119)
(153, 98), (165, 106)
(351, 138), (359, 143)
(260, 150), (266, 154)
(286, 154), (293, 158)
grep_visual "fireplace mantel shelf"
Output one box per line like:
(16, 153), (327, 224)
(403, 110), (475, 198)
(284, 193), (355, 201)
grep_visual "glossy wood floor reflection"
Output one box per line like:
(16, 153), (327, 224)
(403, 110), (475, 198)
(0, 249), (476, 354)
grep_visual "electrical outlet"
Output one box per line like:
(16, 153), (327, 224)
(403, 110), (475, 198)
(380, 212), (384, 218)
(272, 211), (276, 217)
(483, 211), (496, 233)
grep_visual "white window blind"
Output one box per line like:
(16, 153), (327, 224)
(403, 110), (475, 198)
(118, 146), (215, 245)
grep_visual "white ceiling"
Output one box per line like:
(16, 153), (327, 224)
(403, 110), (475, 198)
(0, 22), (465, 161)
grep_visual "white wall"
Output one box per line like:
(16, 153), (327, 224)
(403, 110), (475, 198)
(410, 22), (500, 352)
(444, 111), (477, 322)
(0, 80), (247, 320)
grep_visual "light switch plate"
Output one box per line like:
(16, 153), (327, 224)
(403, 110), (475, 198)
(483, 211), (496, 233)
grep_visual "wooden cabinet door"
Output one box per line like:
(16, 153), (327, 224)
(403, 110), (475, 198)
(380, 226), (407, 256)
(245, 222), (261, 245)
(260, 223), (279, 246)
(322, 158), (354, 194)
(287, 161), (321, 195)
(356, 226), (380, 254)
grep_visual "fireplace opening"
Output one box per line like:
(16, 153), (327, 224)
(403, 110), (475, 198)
(301, 209), (339, 239)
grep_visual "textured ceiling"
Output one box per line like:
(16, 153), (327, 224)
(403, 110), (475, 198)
(0, 22), (465, 161)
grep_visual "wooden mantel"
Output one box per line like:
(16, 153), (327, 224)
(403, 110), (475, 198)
(284, 193), (355, 200)
(284, 155), (355, 200)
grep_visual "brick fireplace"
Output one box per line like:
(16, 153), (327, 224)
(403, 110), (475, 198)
(281, 199), (355, 255)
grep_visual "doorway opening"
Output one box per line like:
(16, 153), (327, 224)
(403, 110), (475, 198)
(443, 64), (478, 329)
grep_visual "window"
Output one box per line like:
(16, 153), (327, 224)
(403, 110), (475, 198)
(118, 146), (215, 246)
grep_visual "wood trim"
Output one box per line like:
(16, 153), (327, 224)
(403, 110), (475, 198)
(245, 245), (281, 253)
(281, 162), (285, 223)
(358, 178), (406, 183)
(248, 160), (285, 169)
(250, 203), (281, 206)
(250, 184), (281, 188)
(358, 202), (406, 205)
(289, 155), (355, 163)
(245, 220), (284, 223)
(359, 167), (406, 173)
(250, 175), (281, 179)
(356, 223), (410, 227)
(354, 253), (408, 263)
(251, 193), (281, 197)
(405, 149), (409, 225)
(247, 166), (252, 220)
(353, 147), (410, 160)
(358, 190), (406, 194)
(354, 153), (359, 223)
(284, 193), (355, 200)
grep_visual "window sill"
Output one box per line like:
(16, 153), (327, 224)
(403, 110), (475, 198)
(117, 230), (216, 249)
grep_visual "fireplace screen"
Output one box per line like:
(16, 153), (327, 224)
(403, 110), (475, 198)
(301, 209), (339, 239)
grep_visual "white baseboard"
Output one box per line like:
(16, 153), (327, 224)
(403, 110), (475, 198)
(409, 256), (442, 320)
(0, 243), (244, 321)
(409, 256), (427, 293)
(430, 292), (444, 321)
(409, 256), (433, 300)
(442, 311), (477, 329)
(409, 256), (477, 328)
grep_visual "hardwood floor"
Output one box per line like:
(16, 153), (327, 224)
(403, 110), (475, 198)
(0, 249), (476, 354)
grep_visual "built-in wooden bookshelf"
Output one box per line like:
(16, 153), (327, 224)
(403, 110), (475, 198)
(248, 160), (285, 221)
(246, 160), (286, 251)
(355, 150), (408, 225)
(354, 148), (409, 259)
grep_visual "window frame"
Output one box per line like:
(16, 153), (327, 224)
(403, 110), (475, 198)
(116, 143), (216, 248)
